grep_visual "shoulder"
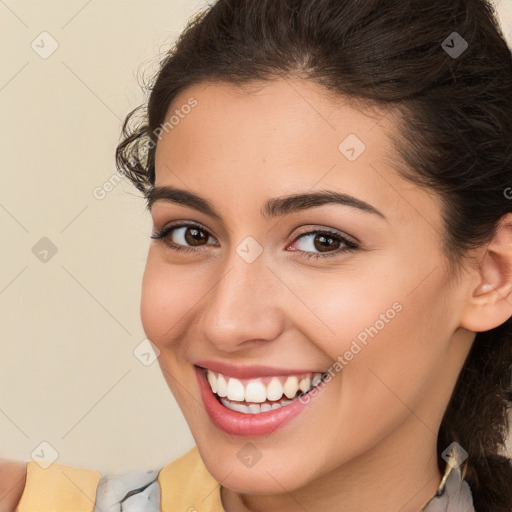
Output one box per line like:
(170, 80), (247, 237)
(0, 460), (26, 512)
(95, 446), (222, 511)
(14, 460), (161, 512)
(157, 445), (224, 511)
(15, 460), (102, 511)
(14, 447), (221, 512)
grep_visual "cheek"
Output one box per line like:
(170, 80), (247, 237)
(291, 260), (452, 393)
(140, 250), (203, 349)
(326, 274), (452, 426)
(288, 245), (448, 359)
(285, 267), (454, 464)
(279, 264), (404, 359)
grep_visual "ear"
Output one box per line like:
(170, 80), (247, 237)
(460, 213), (512, 332)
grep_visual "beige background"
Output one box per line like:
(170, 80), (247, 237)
(1, 0), (512, 475)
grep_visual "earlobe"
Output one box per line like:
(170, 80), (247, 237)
(459, 214), (512, 333)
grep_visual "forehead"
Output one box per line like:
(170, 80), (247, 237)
(153, 79), (442, 229)
(156, 79), (390, 164)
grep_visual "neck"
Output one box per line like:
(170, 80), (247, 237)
(220, 419), (443, 512)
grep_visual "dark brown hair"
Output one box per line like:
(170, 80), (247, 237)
(116, 0), (512, 508)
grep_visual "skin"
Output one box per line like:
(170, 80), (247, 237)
(0, 460), (26, 512)
(141, 78), (512, 512)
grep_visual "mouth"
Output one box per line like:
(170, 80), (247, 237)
(194, 365), (329, 436)
(207, 369), (325, 413)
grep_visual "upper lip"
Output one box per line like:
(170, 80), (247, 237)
(194, 360), (324, 379)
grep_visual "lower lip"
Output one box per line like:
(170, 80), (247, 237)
(194, 366), (323, 437)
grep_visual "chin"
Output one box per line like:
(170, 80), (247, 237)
(194, 435), (324, 495)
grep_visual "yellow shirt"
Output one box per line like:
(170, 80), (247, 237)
(14, 445), (474, 511)
(158, 446), (223, 511)
(15, 446), (224, 512)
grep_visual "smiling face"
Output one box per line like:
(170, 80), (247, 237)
(141, 78), (477, 504)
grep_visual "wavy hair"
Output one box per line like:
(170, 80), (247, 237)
(115, 1), (512, 508)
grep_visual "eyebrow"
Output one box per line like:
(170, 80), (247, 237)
(146, 185), (386, 220)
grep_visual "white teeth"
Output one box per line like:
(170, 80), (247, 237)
(207, 370), (217, 393)
(245, 380), (267, 402)
(226, 378), (245, 401)
(206, 369), (326, 410)
(283, 376), (299, 399)
(216, 374), (228, 397)
(220, 396), (293, 414)
(222, 399), (250, 413)
(266, 378), (283, 401)
(299, 376), (311, 393)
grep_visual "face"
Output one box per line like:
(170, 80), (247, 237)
(141, 79), (475, 495)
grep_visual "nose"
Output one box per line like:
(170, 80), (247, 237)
(198, 249), (285, 353)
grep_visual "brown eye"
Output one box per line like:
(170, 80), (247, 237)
(314, 233), (342, 252)
(292, 230), (356, 254)
(151, 223), (217, 252)
(151, 223), (358, 260)
(182, 226), (209, 246)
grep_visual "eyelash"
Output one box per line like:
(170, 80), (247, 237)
(150, 222), (359, 260)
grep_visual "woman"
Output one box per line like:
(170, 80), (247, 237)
(4, 0), (512, 510)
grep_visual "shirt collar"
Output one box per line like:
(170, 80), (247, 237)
(420, 460), (475, 512)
